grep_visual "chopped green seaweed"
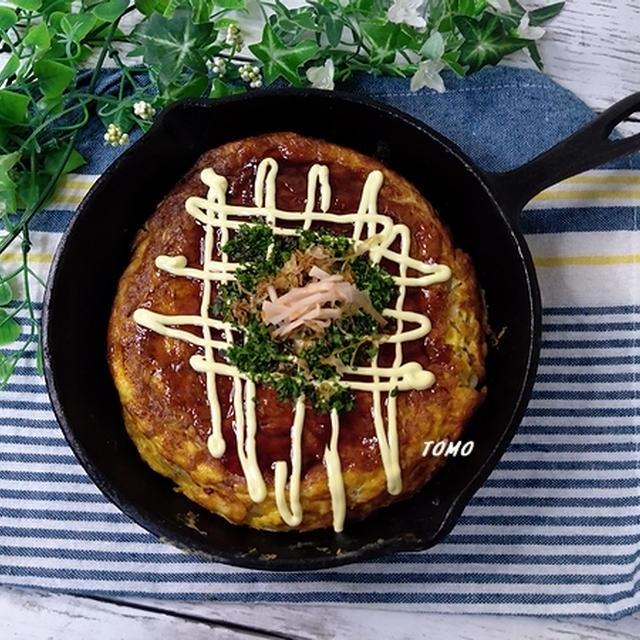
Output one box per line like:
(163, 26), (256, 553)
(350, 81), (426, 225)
(213, 223), (398, 413)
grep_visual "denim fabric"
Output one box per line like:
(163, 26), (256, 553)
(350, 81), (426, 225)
(342, 67), (640, 173)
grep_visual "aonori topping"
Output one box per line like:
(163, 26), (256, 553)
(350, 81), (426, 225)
(212, 223), (398, 413)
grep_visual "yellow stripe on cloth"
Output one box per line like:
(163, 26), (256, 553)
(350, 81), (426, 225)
(528, 170), (640, 208)
(534, 254), (640, 267)
(526, 231), (640, 307)
(0, 252), (55, 264)
(60, 178), (100, 190)
(534, 189), (640, 202)
(560, 172), (640, 185)
(47, 174), (99, 208)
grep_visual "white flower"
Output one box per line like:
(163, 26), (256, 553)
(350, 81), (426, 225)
(387, 0), (426, 29)
(486, 0), (510, 13)
(306, 58), (335, 91)
(517, 13), (546, 40)
(410, 59), (445, 93)
(103, 123), (129, 147)
(133, 100), (156, 121)
(239, 63), (263, 89)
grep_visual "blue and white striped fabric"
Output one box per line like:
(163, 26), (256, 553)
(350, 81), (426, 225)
(1, 67), (639, 617)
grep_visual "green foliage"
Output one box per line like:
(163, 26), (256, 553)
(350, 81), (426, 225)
(249, 24), (319, 86)
(360, 22), (412, 67)
(24, 21), (51, 50)
(0, 152), (21, 214)
(133, 7), (215, 88)
(0, 281), (12, 306)
(12, 0), (42, 11)
(0, 7), (18, 30)
(0, 90), (30, 123)
(32, 60), (75, 98)
(92, 0), (129, 22)
(0, 235), (44, 386)
(529, 2), (565, 25)
(455, 13), (530, 71)
(0, 308), (20, 345)
(60, 14), (97, 42)
(0, 0), (564, 385)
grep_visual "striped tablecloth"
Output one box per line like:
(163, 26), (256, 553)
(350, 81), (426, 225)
(1, 67), (639, 618)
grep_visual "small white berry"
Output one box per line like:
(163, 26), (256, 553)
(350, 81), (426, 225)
(225, 24), (243, 48)
(207, 56), (227, 76)
(133, 100), (156, 121)
(240, 63), (262, 88)
(103, 123), (130, 147)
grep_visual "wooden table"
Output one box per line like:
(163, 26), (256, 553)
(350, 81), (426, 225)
(2, 1), (640, 637)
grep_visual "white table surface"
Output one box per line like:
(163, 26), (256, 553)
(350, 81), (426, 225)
(3, 1), (640, 638)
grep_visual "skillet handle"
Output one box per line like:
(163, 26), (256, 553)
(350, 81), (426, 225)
(487, 92), (640, 220)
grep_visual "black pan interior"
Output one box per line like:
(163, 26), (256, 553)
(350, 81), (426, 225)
(43, 90), (539, 569)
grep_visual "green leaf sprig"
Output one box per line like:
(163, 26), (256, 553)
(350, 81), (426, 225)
(0, 0), (564, 384)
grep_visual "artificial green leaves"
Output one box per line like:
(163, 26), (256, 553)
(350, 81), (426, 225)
(134, 7), (215, 87)
(455, 13), (530, 72)
(250, 25), (319, 86)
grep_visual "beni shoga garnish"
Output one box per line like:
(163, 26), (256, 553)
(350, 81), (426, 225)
(132, 159), (451, 532)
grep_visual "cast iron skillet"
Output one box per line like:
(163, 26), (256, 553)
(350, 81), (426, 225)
(42, 90), (640, 570)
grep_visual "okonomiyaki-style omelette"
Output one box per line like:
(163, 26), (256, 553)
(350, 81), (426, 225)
(107, 131), (487, 532)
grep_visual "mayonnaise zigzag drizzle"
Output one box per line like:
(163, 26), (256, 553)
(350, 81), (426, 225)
(132, 159), (451, 532)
